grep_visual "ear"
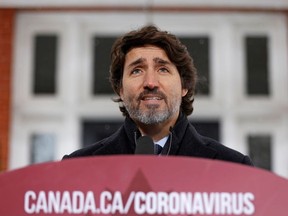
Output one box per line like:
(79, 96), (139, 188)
(182, 88), (188, 97)
(119, 87), (124, 99)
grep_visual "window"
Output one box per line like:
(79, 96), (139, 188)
(92, 36), (117, 95)
(33, 35), (58, 95)
(191, 120), (220, 141)
(180, 37), (210, 95)
(248, 134), (272, 170)
(82, 120), (123, 147)
(245, 36), (270, 96)
(30, 133), (56, 164)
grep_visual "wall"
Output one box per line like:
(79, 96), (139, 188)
(0, 9), (14, 171)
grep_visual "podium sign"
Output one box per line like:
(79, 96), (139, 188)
(0, 156), (288, 215)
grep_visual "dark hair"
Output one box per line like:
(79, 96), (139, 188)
(109, 25), (197, 116)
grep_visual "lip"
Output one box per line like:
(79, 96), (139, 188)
(140, 95), (164, 106)
(142, 96), (162, 101)
(138, 91), (167, 104)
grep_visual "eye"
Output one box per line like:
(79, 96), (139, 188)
(131, 68), (142, 75)
(158, 67), (169, 73)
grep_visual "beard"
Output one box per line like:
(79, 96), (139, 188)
(123, 89), (181, 125)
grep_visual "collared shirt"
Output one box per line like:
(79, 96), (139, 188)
(155, 136), (169, 148)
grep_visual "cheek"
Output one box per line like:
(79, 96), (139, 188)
(120, 84), (134, 101)
(122, 80), (140, 94)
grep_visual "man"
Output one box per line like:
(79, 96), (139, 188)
(63, 25), (253, 166)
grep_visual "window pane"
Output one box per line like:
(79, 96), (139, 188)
(93, 36), (117, 95)
(179, 37), (210, 95)
(248, 134), (272, 170)
(191, 120), (220, 142)
(82, 120), (123, 147)
(245, 36), (270, 96)
(30, 134), (56, 164)
(33, 35), (58, 95)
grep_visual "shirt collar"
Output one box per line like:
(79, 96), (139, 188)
(155, 136), (169, 147)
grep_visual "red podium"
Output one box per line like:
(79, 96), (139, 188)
(0, 156), (288, 215)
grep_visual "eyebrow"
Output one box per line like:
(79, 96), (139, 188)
(153, 57), (171, 65)
(126, 57), (172, 69)
(127, 57), (146, 68)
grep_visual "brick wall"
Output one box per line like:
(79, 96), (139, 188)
(0, 9), (15, 171)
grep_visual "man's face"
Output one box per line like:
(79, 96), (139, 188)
(120, 46), (188, 125)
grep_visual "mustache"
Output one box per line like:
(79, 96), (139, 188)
(137, 89), (167, 101)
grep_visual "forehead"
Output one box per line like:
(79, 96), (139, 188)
(125, 46), (170, 62)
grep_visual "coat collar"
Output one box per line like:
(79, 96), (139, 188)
(123, 113), (218, 159)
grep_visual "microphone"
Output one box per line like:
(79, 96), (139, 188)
(135, 136), (154, 154)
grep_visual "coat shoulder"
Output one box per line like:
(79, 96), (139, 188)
(201, 136), (253, 165)
(62, 138), (108, 159)
(62, 127), (123, 159)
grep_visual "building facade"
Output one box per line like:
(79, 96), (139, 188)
(1, 0), (288, 178)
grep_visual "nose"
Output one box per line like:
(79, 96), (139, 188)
(143, 71), (159, 89)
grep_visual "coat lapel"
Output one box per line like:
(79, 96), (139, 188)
(166, 114), (218, 159)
